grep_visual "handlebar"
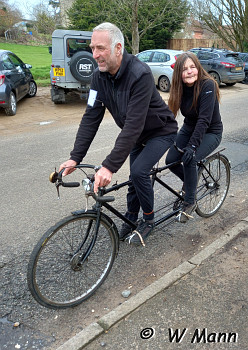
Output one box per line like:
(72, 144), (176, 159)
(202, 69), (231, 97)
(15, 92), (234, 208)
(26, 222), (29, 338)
(49, 164), (115, 203)
(49, 169), (80, 187)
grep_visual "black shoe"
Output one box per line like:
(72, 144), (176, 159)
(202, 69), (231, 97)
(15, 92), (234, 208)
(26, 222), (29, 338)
(125, 219), (155, 246)
(119, 222), (137, 241)
(176, 202), (196, 223)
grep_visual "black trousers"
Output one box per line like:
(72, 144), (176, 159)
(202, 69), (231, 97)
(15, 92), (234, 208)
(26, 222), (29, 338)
(125, 133), (177, 222)
(166, 125), (222, 204)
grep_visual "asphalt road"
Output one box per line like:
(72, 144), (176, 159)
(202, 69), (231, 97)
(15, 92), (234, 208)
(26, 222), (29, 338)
(0, 84), (248, 349)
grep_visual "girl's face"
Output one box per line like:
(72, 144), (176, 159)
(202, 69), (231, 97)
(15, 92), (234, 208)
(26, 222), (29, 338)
(182, 58), (198, 86)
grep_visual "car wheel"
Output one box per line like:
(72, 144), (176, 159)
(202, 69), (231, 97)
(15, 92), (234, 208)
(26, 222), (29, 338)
(50, 86), (65, 104)
(5, 92), (17, 116)
(69, 51), (97, 83)
(158, 76), (171, 92)
(209, 72), (221, 86)
(27, 80), (37, 97)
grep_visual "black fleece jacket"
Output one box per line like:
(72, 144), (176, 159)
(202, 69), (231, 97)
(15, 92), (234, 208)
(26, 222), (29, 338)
(70, 50), (178, 173)
(180, 79), (223, 148)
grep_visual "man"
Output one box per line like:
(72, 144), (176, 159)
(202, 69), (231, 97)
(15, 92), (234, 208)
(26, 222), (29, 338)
(59, 22), (178, 246)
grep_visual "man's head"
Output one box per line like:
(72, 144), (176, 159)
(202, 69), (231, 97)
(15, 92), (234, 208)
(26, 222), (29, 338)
(90, 22), (124, 75)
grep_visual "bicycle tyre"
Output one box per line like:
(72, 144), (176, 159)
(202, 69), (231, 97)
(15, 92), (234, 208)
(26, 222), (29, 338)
(196, 154), (230, 218)
(27, 211), (119, 309)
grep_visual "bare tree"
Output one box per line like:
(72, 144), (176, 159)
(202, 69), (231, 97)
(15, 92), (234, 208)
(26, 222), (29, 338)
(49, 0), (61, 27)
(0, 0), (22, 36)
(193, 0), (248, 51)
(31, 3), (56, 34)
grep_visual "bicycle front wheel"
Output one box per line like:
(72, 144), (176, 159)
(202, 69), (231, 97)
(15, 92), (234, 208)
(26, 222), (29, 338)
(27, 211), (118, 309)
(196, 154), (230, 218)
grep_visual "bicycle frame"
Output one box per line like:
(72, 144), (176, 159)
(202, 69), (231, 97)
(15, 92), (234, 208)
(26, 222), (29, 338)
(80, 148), (227, 229)
(84, 159), (183, 229)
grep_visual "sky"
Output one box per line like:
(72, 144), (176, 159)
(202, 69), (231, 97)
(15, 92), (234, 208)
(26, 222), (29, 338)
(8, 0), (50, 20)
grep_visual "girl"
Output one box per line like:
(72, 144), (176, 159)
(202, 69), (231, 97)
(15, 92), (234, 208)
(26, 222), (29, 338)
(166, 52), (223, 223)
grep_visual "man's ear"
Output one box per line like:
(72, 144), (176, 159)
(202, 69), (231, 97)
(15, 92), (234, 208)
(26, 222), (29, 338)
(116, 43), (122, 55)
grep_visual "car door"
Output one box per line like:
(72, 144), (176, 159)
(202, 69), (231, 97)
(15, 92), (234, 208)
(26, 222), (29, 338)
(8, 53), (29, 99)
(1, 53), (23, 100)
(148, 51), (172, 84)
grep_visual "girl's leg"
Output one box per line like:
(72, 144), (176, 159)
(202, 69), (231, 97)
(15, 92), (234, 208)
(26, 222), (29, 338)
(166, 126), (191, 182)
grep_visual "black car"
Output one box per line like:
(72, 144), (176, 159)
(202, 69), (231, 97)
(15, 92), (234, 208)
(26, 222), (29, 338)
(189, 48), (245, 86)
(237, 52), (248, 84)
(0, 50), (37, 116)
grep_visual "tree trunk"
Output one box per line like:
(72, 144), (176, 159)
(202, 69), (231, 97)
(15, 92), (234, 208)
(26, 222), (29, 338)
(131, 0), (139, 54)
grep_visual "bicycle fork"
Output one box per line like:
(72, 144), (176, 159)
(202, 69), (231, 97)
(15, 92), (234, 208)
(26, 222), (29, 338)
(70, 204), (103, 270)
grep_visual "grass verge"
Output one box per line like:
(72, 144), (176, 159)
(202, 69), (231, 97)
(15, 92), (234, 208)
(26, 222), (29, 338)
(0, 42), (51, 86)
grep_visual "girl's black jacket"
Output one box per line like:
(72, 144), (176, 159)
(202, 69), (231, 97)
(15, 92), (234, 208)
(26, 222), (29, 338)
(181, 80), (223, 148)
(70, 49), (178, 173)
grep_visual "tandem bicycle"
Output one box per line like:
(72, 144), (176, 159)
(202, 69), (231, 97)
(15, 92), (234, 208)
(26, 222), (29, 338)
(27, 148), (230, 309)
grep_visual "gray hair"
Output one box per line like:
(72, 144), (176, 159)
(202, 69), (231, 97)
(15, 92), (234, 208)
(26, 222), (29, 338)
(93, 22), (124, 54)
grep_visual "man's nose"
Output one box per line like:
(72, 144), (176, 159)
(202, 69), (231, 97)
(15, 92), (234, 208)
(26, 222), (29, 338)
(92, 49), (99, 59)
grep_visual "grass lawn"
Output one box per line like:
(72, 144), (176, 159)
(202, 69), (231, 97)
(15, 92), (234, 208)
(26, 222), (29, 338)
(0, 42), (51, 86)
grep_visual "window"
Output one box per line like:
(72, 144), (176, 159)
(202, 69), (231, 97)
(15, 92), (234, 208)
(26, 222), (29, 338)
(137, 51), (152, 62)
(1, 54), (15, 70)
(198, 52), (214, 60)
(8, 53), (24, 68)
(151, 52), (169, 63)
(67, 38), (92, 58)
(226, 54), (243, 64)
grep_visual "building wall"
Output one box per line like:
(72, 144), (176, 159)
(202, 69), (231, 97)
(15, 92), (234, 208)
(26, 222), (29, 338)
(60, 0), (74, 27)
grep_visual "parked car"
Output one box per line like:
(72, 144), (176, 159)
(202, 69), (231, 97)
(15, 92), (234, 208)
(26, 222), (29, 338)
(136, 49), (183, 92)
(237, 52), (248, 84)
(50, 29), (97, 104)
(0, 50), (37, 116)
(189, 47), (245, 86)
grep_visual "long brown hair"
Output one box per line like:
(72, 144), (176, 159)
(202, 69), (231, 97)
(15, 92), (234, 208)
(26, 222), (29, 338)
(168, 51), (220, 116)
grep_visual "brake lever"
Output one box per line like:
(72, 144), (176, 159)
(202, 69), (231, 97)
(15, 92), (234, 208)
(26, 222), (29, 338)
(55, 182), (61, 199)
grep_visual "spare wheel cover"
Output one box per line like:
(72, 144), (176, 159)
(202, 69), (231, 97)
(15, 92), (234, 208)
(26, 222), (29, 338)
(70, 51), (97, 83)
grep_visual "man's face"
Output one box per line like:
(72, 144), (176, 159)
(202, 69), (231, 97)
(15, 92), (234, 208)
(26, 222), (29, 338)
(90, 30), (121, 75)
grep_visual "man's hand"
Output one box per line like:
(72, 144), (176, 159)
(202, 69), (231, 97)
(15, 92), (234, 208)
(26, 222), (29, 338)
(59, 159), (77, 176)
(94, 167), (113, 193)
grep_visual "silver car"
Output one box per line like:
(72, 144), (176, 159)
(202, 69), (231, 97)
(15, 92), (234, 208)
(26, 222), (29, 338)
(136, 49), (183, 92)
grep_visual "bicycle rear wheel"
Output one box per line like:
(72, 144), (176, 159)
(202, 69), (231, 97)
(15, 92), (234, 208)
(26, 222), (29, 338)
(196, 154), (230, 218)
(27, 211), (118, 309)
